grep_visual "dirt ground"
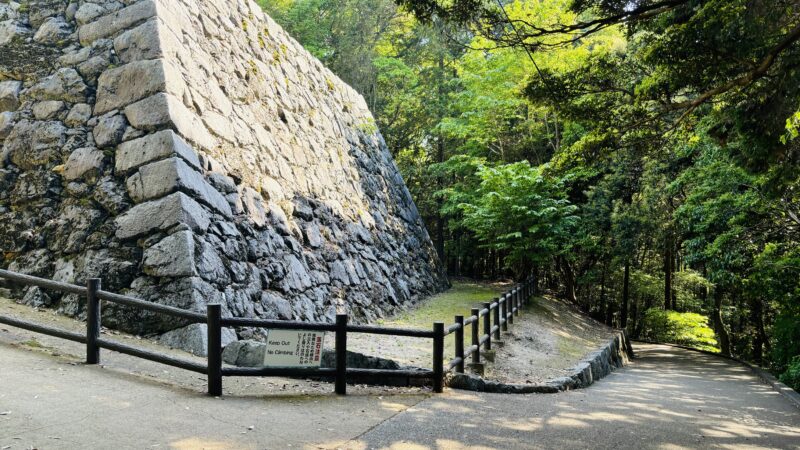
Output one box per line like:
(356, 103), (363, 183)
(333, 286), (616, 385)
(487, 295), (616, 384)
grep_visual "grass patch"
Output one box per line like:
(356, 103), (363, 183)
(21, 338), (43, 349)
(381, 280), (507, 357)
(556, 337), (584, 358)
(523, 296), (550, 316)
(386, 280), (506, 329)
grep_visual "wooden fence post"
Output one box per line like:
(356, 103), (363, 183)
(507, 293), (514, 325)
(501, 295), (508, 331)
(454, 315), (465, 373)
(86, 278), (101, 365)
(482, 302), (492, 351)
(524, 282), (529, 304)
(207, 303), (223, 397)
(335, 313), (348, 395)
(433, 322), (445, 393)
(515, 287), (521, 317)
(492, 298), (501, 341)
(471, 308), (480, 364)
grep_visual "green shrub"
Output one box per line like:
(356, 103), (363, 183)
(640, 308), (719, 352)
(779, 356), (800, 391)
(771, 313), (800, 374)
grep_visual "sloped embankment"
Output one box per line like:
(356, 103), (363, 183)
(340, 282), (632, 390)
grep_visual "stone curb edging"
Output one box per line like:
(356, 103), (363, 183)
(635, 340), (800, 410)
(447, 330), (634, 394)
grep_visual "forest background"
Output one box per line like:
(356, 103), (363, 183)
(255, 0), (800, 389)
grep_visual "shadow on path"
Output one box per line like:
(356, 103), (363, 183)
(344, 343), (800, 450)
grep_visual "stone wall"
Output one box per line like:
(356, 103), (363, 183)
(447, 331), (634, 394)
(0, 0), (448, 342)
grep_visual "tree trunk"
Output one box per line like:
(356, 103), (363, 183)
(560, 257), (577, 303)
(664, 236), (672, 310)
(621, 260), (630, 329)
(599, 263), (607, 322)
(750, 297), (768, 365)
(713, 287), (731, 357)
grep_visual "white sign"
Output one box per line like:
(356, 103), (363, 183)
(262, 329), (325, 367)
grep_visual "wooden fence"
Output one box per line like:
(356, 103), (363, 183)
(444, 279), (534, 374)
(0, 269), (535, 395)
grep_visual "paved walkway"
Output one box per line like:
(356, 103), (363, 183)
(348, 343), (800, 450)
(1, 330), (798, 449)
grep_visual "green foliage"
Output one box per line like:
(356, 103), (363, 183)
(673, 270), (712, 312)
(772, 312), (800, 375)
(779, 356), (800, 392)
(640, 309), (719, 353)
(457, 161), (578, 268)
(784, 110), (800, 144)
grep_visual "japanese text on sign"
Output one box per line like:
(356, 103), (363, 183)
(262, 329), (325, 367)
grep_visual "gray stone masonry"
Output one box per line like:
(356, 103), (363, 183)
(0, 0), (448, 351)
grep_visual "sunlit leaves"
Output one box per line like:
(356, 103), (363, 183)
(456, 161), (578, 267)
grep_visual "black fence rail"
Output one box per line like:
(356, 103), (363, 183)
(0, 268), (536, 396)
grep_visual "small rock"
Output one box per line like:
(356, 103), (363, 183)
(33, 16), (72, 45)
(65, 103), (92, 127)
(32, 100), (66, 120)
(63, 147), (104, 181)
(93, 113), (128, 148)
(0, 80), (22, 112)
(27, 68), (88, 103)
(0, 111), (15, 139)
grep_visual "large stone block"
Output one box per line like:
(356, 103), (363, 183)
(115, 129), (200, 174)
(77, 0), (156, 45)
(0, 20), (30, 46)
(115, 192), (210, 240)
(114, 17), (181, 64)
(158, 323), (237, 357)
(93, 113), (128, 148)
(123, 93), (216, 150)
(143, 230), (196, 277)
(33, 16), (72, 45)
(95, 59), (183, 114)
(126, 157), (233, 217)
